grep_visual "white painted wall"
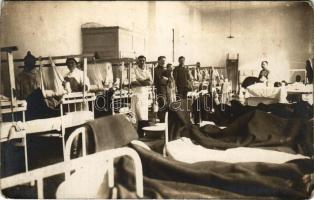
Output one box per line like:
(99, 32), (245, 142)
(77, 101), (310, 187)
(199, 1), (313, 80)
(0, 1), (150, 58)
(146, 1), (203, 64)
(0, 1), (312, 80)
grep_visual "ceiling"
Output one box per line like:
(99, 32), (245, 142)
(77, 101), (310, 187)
(185, 1), (308, 13)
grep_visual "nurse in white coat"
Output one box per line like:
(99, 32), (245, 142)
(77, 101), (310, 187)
(131, 55), (152, 137)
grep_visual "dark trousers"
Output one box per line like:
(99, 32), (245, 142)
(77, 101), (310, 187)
(156, 87), (167, 123)
(137, 120), (150, 138)
(177, 87), (188, 99)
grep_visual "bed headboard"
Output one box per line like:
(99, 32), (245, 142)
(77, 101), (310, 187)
(289, 69), (306, 83)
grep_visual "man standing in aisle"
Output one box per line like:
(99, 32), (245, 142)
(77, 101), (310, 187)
(154, 56), (167, 122)
(173, 56), (192, 99)
(195, 62), (205, 82)
(131, 55), (152, 137)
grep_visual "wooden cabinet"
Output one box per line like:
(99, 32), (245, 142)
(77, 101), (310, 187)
(82, 26), (143, 59)
(226, 53), (239, 93)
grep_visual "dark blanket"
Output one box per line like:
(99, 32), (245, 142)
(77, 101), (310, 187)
(193, 95), (313, 125)
(85, 114), (138, 152)
(241, 76), (259, 88)
(26, 88), (59, 121)
(230, 100), (313, 121)
(169, 109), (313, 156)
(2, 88), (59, 122)
(114, 144), (313, 199)
(64, 77), (83, 92)
(168, 99), (193, 141)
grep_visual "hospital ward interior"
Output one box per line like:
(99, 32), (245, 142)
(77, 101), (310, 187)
(0, 1), (314, 199)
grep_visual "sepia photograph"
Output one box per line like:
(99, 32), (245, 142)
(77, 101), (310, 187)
(0, 0), (313, 199)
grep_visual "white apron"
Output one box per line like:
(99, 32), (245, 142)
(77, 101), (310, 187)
(130, 65), (152, 121)
(132, 86), (149, 120)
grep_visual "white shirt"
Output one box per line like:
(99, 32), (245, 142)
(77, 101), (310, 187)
(132, 65), (152, 83)
(65, 68), (91, 91)
(130, 65), (152, 120)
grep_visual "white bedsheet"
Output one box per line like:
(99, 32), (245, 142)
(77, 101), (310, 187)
(1, 111), (94, 141)
(286, 84), (313, 104)
(26, 111), (93, 133)
(56, 164), (107, 198)
(0, 121), (26, 141)
(245, 83), (287, 104)
(286, 83), (313, 93)
(167, 137), (308, 164)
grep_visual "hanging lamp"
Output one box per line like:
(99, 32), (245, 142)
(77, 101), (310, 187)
(227, 1), (234, 39)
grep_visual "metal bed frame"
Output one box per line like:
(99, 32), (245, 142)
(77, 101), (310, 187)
(1, 126), (144, 198)
(1, 49), (97, 172)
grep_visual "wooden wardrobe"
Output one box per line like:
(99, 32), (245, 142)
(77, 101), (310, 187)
(82, 26), (144, 59)
(226, 53), (239, 93)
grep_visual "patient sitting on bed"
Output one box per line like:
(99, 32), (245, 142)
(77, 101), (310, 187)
(63, 57), (91, 92)
(291, 75), (304, 87)
(258, 61), (270, 83)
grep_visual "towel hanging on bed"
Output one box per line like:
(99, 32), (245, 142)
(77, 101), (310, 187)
(85, 114), (138, 152)
(39, 62), (67, 97)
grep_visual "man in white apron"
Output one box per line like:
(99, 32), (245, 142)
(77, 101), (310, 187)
(131, 55), (152, 137)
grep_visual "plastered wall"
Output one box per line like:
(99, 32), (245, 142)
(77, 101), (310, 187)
(0, 1), (312, 82)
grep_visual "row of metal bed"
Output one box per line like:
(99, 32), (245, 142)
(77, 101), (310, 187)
(1, 47), (312, 198)
(2, 105), (312, 198)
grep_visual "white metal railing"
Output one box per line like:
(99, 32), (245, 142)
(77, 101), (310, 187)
(1, 127), (144, 198)
(1, 148), (143, 198)
(163, 112), (169, 157)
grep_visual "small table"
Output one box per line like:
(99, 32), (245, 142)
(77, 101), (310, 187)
(286, 86), (313, 104)
(142, 123), (166, 138)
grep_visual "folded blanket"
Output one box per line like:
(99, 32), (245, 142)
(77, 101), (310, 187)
(85, 114), (138, 152)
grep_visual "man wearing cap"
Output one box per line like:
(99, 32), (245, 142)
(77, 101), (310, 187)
(16, 51), (41, 100)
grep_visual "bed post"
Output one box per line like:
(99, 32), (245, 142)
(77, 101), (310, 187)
(1, 46), (18, 121)
(83, 57), (87, 106)
(1, 47), (30, 171)
(8, 51), (16, 109)
(128, 61), (132, 113)
(128, 61), (131, 97)
(163, 112), (169, 157)
(120, 61), (124, 105)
